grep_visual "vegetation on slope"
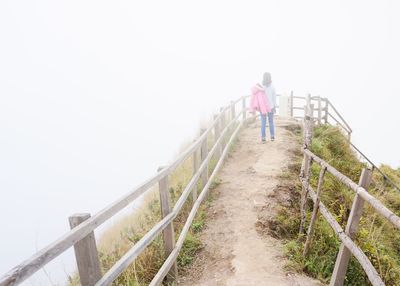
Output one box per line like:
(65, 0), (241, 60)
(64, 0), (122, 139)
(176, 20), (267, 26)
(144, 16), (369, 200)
(270, 124), (400, 286)
(68, 115), (236, 286)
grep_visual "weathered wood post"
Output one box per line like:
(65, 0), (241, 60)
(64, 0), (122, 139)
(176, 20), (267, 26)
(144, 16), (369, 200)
(299, 158), (313, 235)
(69, 213), (102, 286)
(317, 96), (322, 125)
(303, 96), (314, 150)
(300, 96), (314, 234)
(300, 104), (308, 177)
(157, 167), (178, 282)
(229, 101), (236, 134)
(219, 107), (226, 149)
(214, 114), (222, 158)
(324, 99), (329, 124)
(290, 91), (294, 118)
(330, 168), (373, 286)
(308, 103), (315, 137)
(200, 128), (208, 188)
(303, 167), (327, 256)
(231, 101), (236, 121)
(220, 107), (226, 130)
(192, 144), (200, 202)
(242, 96), (246, 122)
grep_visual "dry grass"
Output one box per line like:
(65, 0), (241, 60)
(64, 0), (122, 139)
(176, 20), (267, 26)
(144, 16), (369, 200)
(265, 124), (400, 286)
(68, 115), (237, 286)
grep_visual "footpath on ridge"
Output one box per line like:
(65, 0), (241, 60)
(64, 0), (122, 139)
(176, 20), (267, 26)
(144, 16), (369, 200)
(179, 118), (323, 286)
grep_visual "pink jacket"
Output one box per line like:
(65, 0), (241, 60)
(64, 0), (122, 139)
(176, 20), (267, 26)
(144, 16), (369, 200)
(250, 84), (271, 115)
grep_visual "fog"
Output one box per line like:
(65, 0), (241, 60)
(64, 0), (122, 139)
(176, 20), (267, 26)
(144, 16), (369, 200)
(1, 0), (399, 284)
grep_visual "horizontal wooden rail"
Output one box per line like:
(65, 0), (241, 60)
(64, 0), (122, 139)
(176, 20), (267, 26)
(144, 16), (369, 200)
(95, 212), (175, 286)
(4, 91), (395, 286)
(303, 149), (400, 230)
(326, 100), (352, 133)
(0, 175), (162, 286)
(301, 179), (385, 286)
(349, 142), (400, 192)
(95, 110), (244, 285)
(150, 119), (244, 285)
(290, 95), (350, 138)
(299, 96), (400, 285)
(0, 96), (246, 286)
(234, 95), (249, 104)
(306, 95), (398, 194)
(327, 113), (351, 135)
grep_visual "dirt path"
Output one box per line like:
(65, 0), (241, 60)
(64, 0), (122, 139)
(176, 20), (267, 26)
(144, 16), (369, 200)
(179, 118), (323, 286)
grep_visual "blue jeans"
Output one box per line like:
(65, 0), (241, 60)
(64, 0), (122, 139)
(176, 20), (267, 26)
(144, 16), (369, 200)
(260, 112), (275, 139)
(267, 111), (275, 138)
(260, 113), (267, 139)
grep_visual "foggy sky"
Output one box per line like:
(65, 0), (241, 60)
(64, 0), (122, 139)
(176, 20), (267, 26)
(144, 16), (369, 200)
(1, 0), (399, 284)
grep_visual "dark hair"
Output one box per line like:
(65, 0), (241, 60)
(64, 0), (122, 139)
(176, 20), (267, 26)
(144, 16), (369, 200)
(263, 72), (272, 86)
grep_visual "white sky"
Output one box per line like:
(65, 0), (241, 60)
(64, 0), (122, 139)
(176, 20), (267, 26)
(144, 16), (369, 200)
(1, 0), (400, 284)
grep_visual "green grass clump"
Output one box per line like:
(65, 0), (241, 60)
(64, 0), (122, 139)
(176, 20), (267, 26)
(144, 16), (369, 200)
(177, 233), (203, 267)
(273, 124), (400, 286)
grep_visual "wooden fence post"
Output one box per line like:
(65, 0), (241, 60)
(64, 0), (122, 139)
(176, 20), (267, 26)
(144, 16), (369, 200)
(214, 114), (222, 158)
(290, 91), (294, 117)
(308, 104), (315, 141)
(69, 213), (102, 286)
(300, 99), (309, 178)
(200, 128), (208, 188)
(229, 101), (236, 134)
(220, 107), (226, 130)
(157, 167), (178, 282)
(300, 99), (314, 234)
(324, 99), (329, 124)
(330, 168), (373, 286)
(242, 96), (246, 122)
(317, 96), (322, 125)
(231, 101), (236, 121)
(299, 155), (313, 235)
(303, 167), (327, 256)
(192, 145), (200, 202)
(219, 108), (226, 149)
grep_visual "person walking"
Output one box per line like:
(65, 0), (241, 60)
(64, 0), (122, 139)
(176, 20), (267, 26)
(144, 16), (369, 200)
(262, 72), (277, 141)
(250, 82), (271, 143)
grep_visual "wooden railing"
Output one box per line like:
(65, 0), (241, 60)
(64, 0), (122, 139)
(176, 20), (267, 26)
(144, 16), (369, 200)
(292, 94), (399, 193)
(299, 96), (400, 286)
(288, 94), (352, 140)
(0, 96), (250, 286)
(2, 91), (398, 286)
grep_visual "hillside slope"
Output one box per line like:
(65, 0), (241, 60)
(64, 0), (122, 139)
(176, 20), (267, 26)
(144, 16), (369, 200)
(264, 124), (400, 286)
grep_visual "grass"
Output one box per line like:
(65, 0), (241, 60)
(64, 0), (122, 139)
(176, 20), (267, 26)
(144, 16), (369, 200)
(68, 118), (238, 286)
(269, 124), (400, 286)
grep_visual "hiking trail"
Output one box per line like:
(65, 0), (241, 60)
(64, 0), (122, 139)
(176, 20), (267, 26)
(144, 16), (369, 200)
(179, 118), (323, 286)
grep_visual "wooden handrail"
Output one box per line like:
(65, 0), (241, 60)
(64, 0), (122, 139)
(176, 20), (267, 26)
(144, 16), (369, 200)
(326, 99), (353, 133)
(304, 149), (400, 230)
(300, 101), (400, 286)
(3, 91), (396, 286)
(95, 111), (245, 285)
(0, 96), (247, 286)
(349, 142), (400, 192)
(327, 112), (351, 134)
(302, 180), (385, 286)
(150, 120), (244, 285)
